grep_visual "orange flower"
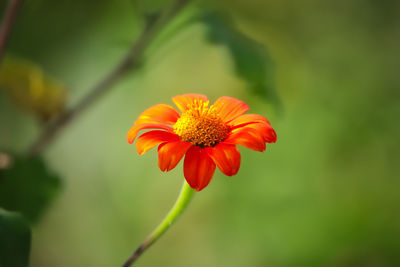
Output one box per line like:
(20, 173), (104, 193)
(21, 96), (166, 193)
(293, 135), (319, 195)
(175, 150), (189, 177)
(127, 94), (277, 191)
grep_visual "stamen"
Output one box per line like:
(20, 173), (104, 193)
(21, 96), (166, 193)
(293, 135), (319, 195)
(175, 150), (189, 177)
(174, 100), (229, 147)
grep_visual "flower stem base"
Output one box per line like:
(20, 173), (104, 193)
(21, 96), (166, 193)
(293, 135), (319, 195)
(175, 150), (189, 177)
(122, 180), (195, 267)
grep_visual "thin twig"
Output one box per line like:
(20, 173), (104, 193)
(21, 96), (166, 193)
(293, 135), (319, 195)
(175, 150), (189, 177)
(0, 0), (22, 62)
(27, 0), (189, 157)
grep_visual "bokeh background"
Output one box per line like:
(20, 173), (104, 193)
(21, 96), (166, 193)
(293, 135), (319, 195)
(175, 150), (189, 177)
(1, 0), (399, 266)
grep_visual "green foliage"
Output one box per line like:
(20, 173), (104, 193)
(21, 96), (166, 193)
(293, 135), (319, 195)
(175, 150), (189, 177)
(0, 155), (61, 224)
(201, 12), (279, 106)
(0, 208), (31, 267)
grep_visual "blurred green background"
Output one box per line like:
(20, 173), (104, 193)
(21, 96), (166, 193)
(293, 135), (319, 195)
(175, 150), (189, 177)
(1, 0), (399, 266)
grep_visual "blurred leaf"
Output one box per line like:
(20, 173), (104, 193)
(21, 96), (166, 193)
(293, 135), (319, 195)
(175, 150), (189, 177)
(0, 56), (67, 121)
(201, 12), (280, 106)
(131, 0), (174, 16)
(0, 208), (31, 267)
(0, 154), (62, 224)
(149, 5), (199, 53)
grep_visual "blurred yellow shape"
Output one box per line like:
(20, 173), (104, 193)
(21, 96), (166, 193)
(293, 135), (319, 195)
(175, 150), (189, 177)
(0, 56), (67, 121)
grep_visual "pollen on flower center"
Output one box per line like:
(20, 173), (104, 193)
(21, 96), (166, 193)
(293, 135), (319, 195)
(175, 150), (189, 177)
(173, 100), (230, 147)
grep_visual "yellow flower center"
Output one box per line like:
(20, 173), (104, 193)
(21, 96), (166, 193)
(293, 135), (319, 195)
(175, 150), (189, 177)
(174, 100), (230, 147)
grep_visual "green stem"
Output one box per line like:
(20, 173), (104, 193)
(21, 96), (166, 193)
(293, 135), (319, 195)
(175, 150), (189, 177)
(122, 180), (195, 267)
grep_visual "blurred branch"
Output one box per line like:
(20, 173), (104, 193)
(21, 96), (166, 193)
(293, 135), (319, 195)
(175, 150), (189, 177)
(27, 0), (190, 157)
(0, 0), (22, 62)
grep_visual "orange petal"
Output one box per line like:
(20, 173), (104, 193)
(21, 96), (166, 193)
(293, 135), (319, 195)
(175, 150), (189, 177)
(245, 123), (277, 143)
(183, 146), (216, 191)
(135, 104), (180, 125)
(127, 123), (173, 144)
(224, 127), (267, 151)
(212, 96), (249, 122)
(206, 143), (241, 176)
(158, 141), (192, 172)
(172, 94), (208, 112)
(229, 114), (270, 129)
(136, 130), (180, 155)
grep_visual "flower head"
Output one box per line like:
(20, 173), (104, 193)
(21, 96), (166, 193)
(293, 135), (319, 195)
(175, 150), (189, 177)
(127, 94), (277, 191)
